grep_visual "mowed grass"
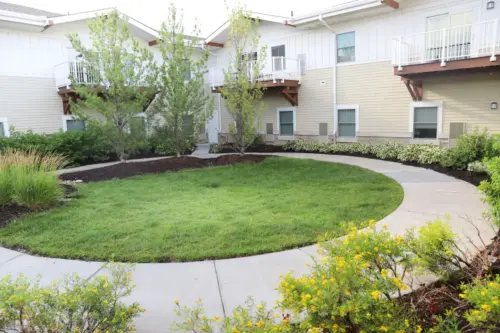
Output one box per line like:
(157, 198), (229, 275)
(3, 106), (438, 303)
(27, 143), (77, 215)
(0, 157), (403, 262)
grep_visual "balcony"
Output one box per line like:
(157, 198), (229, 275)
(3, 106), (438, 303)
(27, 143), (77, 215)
(208, 56), (302, 106)
(54, 60), (98, 92)
(392, 20), (500, 77)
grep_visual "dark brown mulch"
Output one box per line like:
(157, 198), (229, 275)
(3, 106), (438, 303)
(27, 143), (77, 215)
(0, 204), (34, 228)
(213, 144), (489, 187)
(60, 154), (270, 182)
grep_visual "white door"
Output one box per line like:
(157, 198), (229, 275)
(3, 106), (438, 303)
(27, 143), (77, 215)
(207, 110), (219, 143)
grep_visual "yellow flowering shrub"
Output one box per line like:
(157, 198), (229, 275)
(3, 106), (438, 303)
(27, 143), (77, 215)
(278, 222), (419, 332)
(0, 264), (142, 333)
(461, 275), (500, 330)
(172, 297), (298, 333)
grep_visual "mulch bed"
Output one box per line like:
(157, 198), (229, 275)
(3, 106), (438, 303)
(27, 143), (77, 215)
(60, 154), (270, 182)
(0, 204), (34, 228)
(214, 144), (489, 187)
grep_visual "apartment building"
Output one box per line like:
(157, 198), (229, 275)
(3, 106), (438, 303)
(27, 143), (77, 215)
(0, 2), (164, 136)
(207, 0), (500, 146)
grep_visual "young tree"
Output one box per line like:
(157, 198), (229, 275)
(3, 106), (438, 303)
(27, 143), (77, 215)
(149, 3), (213, 157)
(220, 4), (267, 154)
(68, 9), (157, 161)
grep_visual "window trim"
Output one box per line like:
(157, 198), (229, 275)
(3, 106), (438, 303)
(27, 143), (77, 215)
(276, 107), (296, 138)
(62, 115), (86, 132)
(336, 31), (356, 64)
(409, 101), (443, 140)
(271, 44), (286, 70)
(335, 104), (359, 142)
(0, 117), (10, 137)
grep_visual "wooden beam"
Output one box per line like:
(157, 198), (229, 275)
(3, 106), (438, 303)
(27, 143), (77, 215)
(395, 56), (500, 76)
(381, 0), (399, 9)
(205, 41), (224, 48)
(280, 88), (298, 106)
(148, 40), (158, 46)
(402, 79), (423, 101)
(403, 79), (417, 101)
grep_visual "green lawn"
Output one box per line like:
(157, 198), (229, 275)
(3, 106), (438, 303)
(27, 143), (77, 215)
(0, 157), (403, 262)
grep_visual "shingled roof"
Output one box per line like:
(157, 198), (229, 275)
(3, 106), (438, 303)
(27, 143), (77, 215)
(0, 1), (61, 17)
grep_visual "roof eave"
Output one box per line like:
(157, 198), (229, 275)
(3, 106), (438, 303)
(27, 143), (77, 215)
(290, 0), (382, 26)
(0, 9), (46, 26)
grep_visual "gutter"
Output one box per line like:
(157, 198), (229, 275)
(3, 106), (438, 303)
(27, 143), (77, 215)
(318, 14), (338, 142)
(0, 9), (46, 27)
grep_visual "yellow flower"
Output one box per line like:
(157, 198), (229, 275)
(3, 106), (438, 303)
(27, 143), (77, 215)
(257, 305), (264, 311)
(256, 321), (264, 327)
(374, 247), (379, 252)
(383, 224), (388, 229)
(371, 291), (381, 300)
(385, 250), (391, 254)
(379, 326), (388, 332)
(196, 298), (201, 303)
(247, 321), (253, 327)
(416, 325), (422, 333)
(381, 269), (388, 278)
(232, 328), (241, 333)
(404, 319), (410, 327)
(212, 316), (221, 322)
(174, 298), (180, 304)
(481, 304), (491, 312)
(74, 328), (80, 333)
(344, 290), (351, 296)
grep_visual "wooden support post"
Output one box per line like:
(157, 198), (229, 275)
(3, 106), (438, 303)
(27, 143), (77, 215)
(381, 0), (399, 9)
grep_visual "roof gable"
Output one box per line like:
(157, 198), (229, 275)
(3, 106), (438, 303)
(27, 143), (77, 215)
(0, 1), (60, 17)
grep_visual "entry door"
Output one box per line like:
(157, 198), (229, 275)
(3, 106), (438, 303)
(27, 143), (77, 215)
(207, 109), (219, 143)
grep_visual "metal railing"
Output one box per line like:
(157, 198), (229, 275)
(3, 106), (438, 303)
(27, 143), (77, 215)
(208, 56), (302, 90)
(393, 19), (500, 70)
(54, 60), (97, 90)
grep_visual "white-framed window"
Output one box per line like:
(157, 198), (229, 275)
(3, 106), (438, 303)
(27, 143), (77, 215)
(276, 107), (296, 137)
(271, 45), (286, 71)
(0, 117), (10, 137)
(335, 104), (359, 141)
(62, 115), (86, 132)
(337, 32), (355, 63)
(409, 102), (443, 139)
(130, 112), (147, 135)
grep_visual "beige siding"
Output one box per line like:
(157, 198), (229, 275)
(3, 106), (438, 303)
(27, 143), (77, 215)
(337, 61), (413, 137)
(219, 68), (334, 136)
(0, 75), (63, 134)
(424, 73), (500, 136)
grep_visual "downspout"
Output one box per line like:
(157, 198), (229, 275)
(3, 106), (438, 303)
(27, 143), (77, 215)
(318, 14), (337, 143)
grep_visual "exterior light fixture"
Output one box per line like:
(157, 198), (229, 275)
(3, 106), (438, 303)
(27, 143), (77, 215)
(490, 101), (498, 110)
(487, 1), (495, 10)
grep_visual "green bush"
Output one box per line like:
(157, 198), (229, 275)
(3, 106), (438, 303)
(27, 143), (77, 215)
(10, 169), (62, 209)
(0, 149), (66, 209)
(442, 128), (493, 170)
(461, 275), (500, 330)
(0, 171), (12, 206)
(0, 125), (114, 167)
(479, 157), (500, 227)
(0, 264), (143, 333)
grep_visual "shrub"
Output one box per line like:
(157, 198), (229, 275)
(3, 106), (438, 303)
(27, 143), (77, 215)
(209, 144), (221, 154)
(0, 149), (66, 209)
(467, 160), (487, 173)
(479, 157), (500, 227)
(0, 264), (143, 333)
(10, 168), (63, 209)
(373, 142), (405, 160)
(461, 275), (500, 330)
(443, 128), (492, 170)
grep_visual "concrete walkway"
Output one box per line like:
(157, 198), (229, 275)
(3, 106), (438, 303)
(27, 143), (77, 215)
(1, 153), (496, 332)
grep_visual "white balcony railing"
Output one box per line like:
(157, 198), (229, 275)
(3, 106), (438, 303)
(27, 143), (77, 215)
(392, 19), (500, 70)
(209, 56), (302, 90)
(54, 60), (98, 90)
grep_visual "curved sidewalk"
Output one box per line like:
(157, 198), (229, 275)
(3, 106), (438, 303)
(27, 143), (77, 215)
(0, 153), (496, 332)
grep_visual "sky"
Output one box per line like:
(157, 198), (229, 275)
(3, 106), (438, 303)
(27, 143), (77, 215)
(6, 0), (345, 36)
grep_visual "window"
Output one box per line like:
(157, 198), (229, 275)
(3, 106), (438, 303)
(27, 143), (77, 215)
(337, 32), (355, 63)
(338, 109), (356, 137)
(0, 118), (9, 137)
(426, 12), (472, 61)
(130, 115), (146, 135)
(277, 108), (295, 136)
(241, 52), (258, 62)
(413, 107), (438, 138)
(62, 116), (85, 132)
(271, 45), (286, 71)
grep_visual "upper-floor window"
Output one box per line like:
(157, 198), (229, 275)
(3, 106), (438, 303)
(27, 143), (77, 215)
(337, 32), (355, 63)
(271, 45), (286, 70)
